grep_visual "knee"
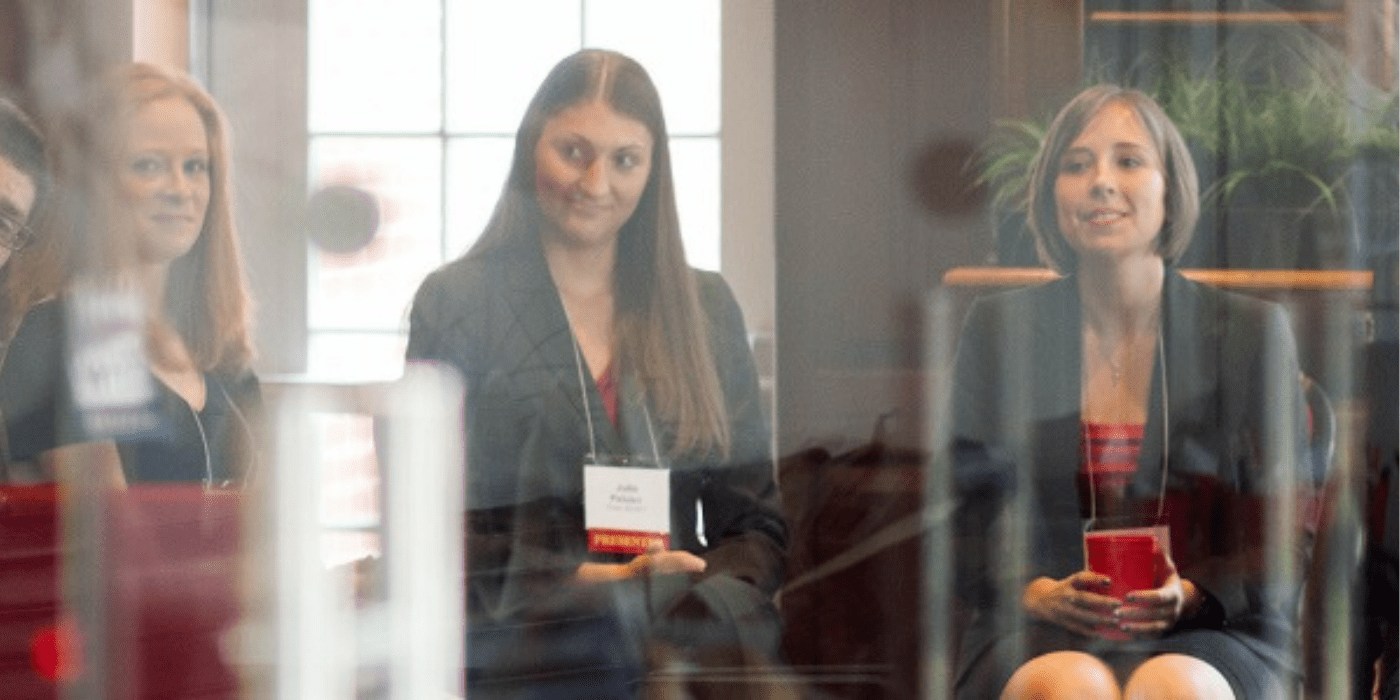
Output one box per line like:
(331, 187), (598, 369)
(1001, 651), (1120, 700)
(1123, 654), (1235, 700)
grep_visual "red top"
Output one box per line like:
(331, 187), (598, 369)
(596, 365), (619, 427)
(1079, 422), (1145, 522)
(1080, 422), (1145, 487)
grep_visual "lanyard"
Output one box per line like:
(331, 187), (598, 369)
(1085, 325), (1171, 531)
(561, 305), (663, 467)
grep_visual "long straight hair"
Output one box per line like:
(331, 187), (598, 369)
(9, 62), (254, 372)
(469, 49), (730, 457)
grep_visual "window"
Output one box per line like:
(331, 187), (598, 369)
(304, 0), (722, 381)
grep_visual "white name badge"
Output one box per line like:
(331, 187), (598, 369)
(584, 465), (671, 554)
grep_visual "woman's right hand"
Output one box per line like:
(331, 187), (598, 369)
(576, 549), (707, 583)
(1021, 572), (1120, 637)
(626, 549), (707, 577)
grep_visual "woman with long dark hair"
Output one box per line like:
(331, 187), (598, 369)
(407, 49), (785, 696)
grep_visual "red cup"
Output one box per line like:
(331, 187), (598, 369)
(1085, 532), (1160, 598)
(1084, 532), (1162, 639)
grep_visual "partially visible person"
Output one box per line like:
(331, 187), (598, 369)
(407, 49), (786, 697)
(0, 95), (47, 341)
(949, 85), (1313, 699)
(0, 62), (259, 486)
(0, 96), (49, 482)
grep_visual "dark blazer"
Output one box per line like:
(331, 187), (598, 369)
(406, 238), (786, 622)
(950, 270), (1314, 677)
(0, 298), (261, 484)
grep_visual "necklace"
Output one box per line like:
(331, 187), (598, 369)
(1085, 306), (1160, 388)
(1087, 330), (1144, 387)
(1086, 328), (1127, 387)
(1100, 346), (1125, 386)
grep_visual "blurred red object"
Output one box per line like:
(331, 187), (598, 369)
(0, 484), (243, 700)
(29, 618), (81, 682)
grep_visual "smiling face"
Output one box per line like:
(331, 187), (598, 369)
(117, 96), (211, 264)
(533, 99), (654, 251)
(1053, 100), (1167, 264)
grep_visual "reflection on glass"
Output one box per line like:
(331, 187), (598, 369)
(306, 3), (726, 383)
(307, 136), (443, 334)
(308, 0), (442, 133)
(314, 412), (382, 567)
(307, 331), (409, 382)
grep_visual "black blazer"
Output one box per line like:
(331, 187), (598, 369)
(406, 238), (786, 620)
(950, 270), (1314, 673)
(0, 298), (262, 485)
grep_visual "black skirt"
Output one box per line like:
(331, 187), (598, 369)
(954, 620), (1290, 700)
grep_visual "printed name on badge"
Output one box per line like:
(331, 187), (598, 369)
(584, 465), (671, 554)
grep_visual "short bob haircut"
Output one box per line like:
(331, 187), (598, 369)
(467, 48), (730, 457)
(1025, 84), (1200, 274)
(12, 62), (253, 372)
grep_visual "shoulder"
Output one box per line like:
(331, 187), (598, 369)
(961, 275), (1075, 333)
(0, 299), (69, 456)
(407, 245), (544, 364)
(4, 298), (66, 369)
(693, 268), (740, 311)
(209, 365), (261, 405)
(691, 269), (749, 335)
(10, 298), (65, 338)
(974, 274), (1073, 310)
(413, 252), (498, 308)
(1166, 271), (1290, 332)
(408, 249), (516, 343)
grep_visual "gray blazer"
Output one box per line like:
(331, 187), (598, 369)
(406, 238), (786, 621)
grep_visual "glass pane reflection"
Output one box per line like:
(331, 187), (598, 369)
(307, 331), (409, 382)
(307, 136), (443, 334)
(308, 0), (442, 133)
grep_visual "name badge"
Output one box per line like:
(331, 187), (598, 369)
(584, 464), (671, 554)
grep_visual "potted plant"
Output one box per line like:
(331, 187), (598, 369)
(977, 33), (1397, 271)
(1152, 31), (1396, 270)
(975, 116), (1048, 267)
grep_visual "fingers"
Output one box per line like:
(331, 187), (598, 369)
(1069, 570), (1113, 592)
(1117, 585), (1184, 637)
(633, 550), (707, 576)
(1060, 594), (1117, 637)
(1042, 584), (1118, 637)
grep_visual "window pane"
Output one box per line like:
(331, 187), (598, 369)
(446, 136), (515, 258)
(312, 412), (382, 566)
(584, 0), (720, 135)
(307, 331), (409, 381)
(446, 0), (581, 133)
(308, 0), (442, 133)
(307, 136), (443, 333)
(670, 137), (720, 271)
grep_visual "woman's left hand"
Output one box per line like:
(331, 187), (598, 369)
(1115, 572), (1203, 637)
